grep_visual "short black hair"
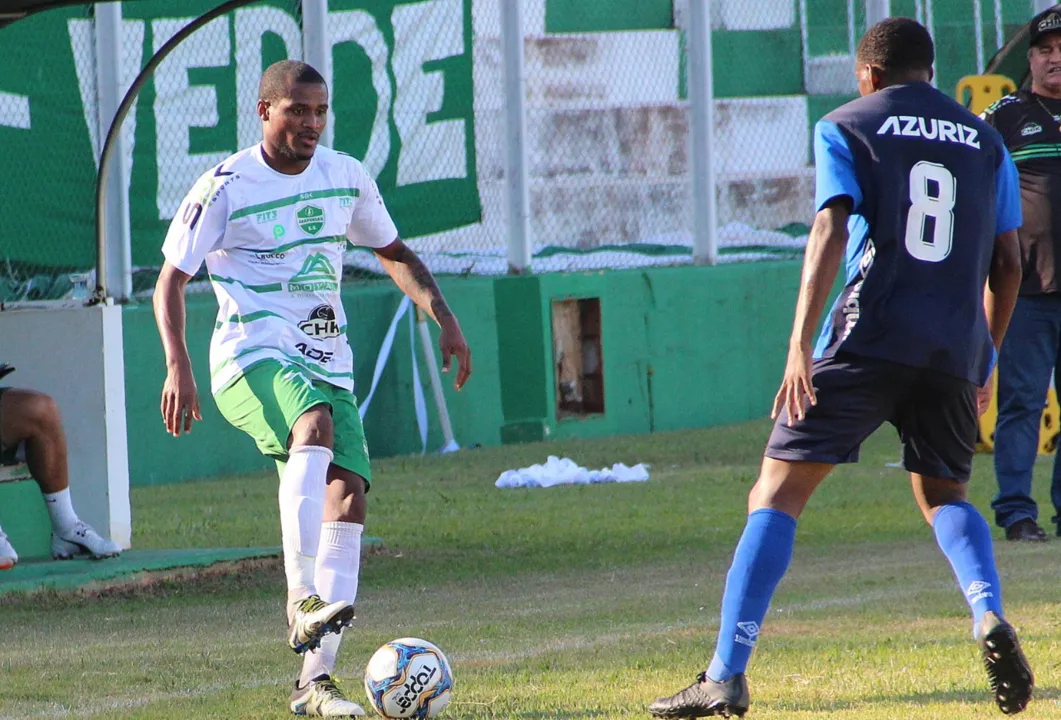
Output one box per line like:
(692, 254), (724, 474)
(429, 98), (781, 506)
(258, 60), (326, 102)
(856, 17), (935, 77)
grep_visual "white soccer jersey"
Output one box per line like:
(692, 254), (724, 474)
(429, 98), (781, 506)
(162, 144), (398, 395)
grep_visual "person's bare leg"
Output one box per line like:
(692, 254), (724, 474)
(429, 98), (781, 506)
(0, 389), (121, 559)
(0, 389), (68, 493)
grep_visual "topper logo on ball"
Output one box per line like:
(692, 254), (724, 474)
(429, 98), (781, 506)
(395, 665), (439, 712)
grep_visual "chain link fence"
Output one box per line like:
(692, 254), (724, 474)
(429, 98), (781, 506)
(0, 0), (1046, 300)
(0, 4), (97, 302)
(517, 1), (693, 272)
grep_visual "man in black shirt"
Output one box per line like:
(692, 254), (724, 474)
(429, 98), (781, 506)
(982, 7), (1061, 542)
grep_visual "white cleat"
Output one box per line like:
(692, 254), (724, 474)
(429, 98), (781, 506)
(51, 521), (122, 560)
(0, 530), (17, 569)
(290, 674), (366, 717)
(288, 595), (355, 654)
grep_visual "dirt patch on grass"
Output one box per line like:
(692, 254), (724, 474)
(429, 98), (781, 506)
(0, 556), (283, 607)
(0, 541), (398, 608)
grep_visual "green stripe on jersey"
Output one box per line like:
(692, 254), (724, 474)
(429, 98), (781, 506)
(211, 346), (353, 381)
(229, 188), (360, 220)
(270, 235), (344, 255)
(274, 351), (354, 380)
(214, 310), (285, 329)
(211, 346), (273, 379)
(208, 274), (284, 293)
(1011, 143), (1061, 162)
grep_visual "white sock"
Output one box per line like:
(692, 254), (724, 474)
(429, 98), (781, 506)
(279, 445), (332, 603)
(43, 488), (79, 535)
(301, 521), (363, 685)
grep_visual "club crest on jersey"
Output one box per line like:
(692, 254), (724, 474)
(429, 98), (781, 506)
(876, 115), (980, 148)
(1022, 122), (1043, 137)
(288, 253), (339, 293)
(296, 205), (325, 235)
(299, 304), (341, 338)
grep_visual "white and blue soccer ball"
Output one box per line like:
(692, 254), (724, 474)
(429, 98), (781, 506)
(364, 637), (453, 718)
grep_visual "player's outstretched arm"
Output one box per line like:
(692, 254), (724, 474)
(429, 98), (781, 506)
(153, 262), (202, 436)
(772, 198), (851, 425)
(373, 239), (472, 391)
(984, 229), (1022, 352)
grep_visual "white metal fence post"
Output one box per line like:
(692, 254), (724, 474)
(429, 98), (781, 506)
(688, 0), (718, 265)
(95, 2), (131, 301)
(301, 0), (334, 149)
(500, 0), (531, 274)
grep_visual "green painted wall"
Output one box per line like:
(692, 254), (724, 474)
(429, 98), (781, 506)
(0, 481), (51, 560)
(495, 263), (801, 444)
(122, 262), (804, 486)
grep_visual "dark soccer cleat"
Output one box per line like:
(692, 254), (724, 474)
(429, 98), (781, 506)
(648, 672), (750, 718)
(978, 612), (1034, 715)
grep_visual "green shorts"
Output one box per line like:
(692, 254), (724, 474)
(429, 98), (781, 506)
(215, 360), (372, 488)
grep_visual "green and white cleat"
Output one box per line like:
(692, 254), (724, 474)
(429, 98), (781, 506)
(290, 674), (365, 717)
(288, 595), (355, 654)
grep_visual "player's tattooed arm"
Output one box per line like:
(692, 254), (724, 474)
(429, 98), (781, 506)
(374, 239), (473, 390)
(374, 239), (454, 325)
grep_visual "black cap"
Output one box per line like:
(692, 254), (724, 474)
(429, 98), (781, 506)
(1030, 7), (1061, 47)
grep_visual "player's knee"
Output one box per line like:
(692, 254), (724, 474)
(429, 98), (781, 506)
(7, 389), (62, 441)
(913, 475), (967, 524)
(290, 404), (334, 449)
(747, 459), (825, 518)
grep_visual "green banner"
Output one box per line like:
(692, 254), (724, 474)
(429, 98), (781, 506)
(0, 0), (479, 281)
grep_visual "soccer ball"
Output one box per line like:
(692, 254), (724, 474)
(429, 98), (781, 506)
(364, 637), (453, 718)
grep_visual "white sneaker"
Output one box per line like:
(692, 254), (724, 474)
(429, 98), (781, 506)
(0, 530), (17, 569)
(51, 521), (122, 560)
(290, 674), (365, 717)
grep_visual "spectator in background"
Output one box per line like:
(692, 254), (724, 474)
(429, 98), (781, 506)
(0, 365), (122, 568)
(981, 7), (1061, 542)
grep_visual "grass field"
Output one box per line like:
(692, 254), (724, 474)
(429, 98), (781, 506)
(2, 419), (1061, 719)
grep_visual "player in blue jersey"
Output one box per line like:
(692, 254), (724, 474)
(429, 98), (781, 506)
(649, 18), (1032, 718)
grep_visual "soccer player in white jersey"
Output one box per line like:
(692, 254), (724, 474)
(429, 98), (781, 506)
(153, 60), (471, 717)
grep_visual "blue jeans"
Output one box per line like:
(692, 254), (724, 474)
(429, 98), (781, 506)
(993, 294), (1061, 529)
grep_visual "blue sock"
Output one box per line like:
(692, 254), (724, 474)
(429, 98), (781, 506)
(706, 508), (797, 683)
(932, 501), (1004, 635)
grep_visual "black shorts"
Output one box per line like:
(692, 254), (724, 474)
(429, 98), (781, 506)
(766, 353), (978, 481)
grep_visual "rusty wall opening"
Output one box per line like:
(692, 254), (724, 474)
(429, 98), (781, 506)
(552, 298), (604, 418)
